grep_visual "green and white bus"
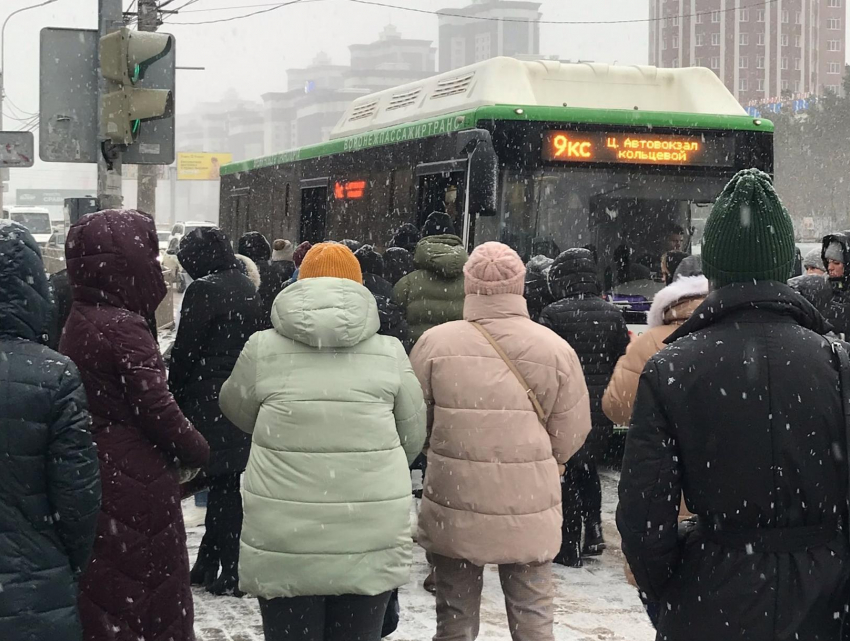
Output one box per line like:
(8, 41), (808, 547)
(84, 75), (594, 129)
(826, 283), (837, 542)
(220, 57), (772, 317)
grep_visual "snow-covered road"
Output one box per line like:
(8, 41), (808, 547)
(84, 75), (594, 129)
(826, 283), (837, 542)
(186, 470), (655, 641)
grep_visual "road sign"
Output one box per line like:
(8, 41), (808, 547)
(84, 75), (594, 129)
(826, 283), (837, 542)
(39, 28), (99, 163)
(17, 189), (93, 207)
(0, 132), (35, 168)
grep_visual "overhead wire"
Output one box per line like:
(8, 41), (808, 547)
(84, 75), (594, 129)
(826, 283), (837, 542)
(153, 0), (780, 27)
(346, 0), (781, 25)
(4, 95), (37, 118)
(165, 0), (323, 25)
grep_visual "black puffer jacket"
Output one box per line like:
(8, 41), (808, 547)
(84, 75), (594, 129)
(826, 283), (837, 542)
(238, 231), (285, 328)
(617, 282), (850, 641)
(0, 222), (101, 641)
(356, 245), (413, 352)
(539, 249), (629, 457)
(46, 268), (72, 350)
(788, 274), (834, 322)
(171, 227), (264, 477)
(524, 255), (554, 322)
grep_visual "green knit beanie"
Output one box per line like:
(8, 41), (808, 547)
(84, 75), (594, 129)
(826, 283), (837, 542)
(702, 168), (796, 287)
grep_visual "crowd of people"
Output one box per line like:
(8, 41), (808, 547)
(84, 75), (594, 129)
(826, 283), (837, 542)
(2, 167), (850, 641)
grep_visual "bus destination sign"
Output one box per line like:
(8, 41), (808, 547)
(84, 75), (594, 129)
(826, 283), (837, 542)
(543, 131), (735, 167)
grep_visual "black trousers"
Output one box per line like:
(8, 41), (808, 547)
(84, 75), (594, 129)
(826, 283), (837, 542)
(258, 592), (393, 641)
(561, 459), (602, 550)
(197, 473), (243, 576)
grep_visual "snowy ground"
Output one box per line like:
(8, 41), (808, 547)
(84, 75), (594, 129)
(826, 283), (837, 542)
(185, 470), (655, 641)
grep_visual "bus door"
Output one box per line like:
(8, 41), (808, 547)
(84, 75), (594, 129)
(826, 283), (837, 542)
(228, 188), (250, 240)
(300, 178), (328, 244)
(415, 159), (467, 239)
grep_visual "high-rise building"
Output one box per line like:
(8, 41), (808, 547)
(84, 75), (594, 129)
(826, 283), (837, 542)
(649, 0), (846, 105)
(438, 0), (542, 72)
(262, 27), (436, 150)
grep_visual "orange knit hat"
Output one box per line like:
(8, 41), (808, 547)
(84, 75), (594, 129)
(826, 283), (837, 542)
(298, 242), (363, 283)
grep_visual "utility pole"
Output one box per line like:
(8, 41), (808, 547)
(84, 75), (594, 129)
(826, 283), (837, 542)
(98, 0), (124, 210)
(136, 0), (158, 217)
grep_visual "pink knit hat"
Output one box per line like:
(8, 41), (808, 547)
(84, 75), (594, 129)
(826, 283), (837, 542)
(464, 242), (526, 296)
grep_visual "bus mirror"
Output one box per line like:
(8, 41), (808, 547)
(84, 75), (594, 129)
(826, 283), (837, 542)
(458, 130), (498, 218)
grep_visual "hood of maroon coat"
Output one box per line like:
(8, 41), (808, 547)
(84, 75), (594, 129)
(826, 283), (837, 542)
(66, 210), (167, 318)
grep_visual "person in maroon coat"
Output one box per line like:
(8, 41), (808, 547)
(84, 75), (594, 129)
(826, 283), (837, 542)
(60, 210), (210, 641)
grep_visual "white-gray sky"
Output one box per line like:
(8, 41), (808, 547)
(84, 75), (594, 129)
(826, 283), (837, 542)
(4, 0), (849, 195)
(3, 0), (650, 123)
(0, 0), (653, 194)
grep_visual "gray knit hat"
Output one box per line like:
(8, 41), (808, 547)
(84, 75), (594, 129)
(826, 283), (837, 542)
(801, 247), (823, 271)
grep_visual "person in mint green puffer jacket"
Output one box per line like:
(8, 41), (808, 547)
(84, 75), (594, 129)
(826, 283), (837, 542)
(219, 243), (426, 640)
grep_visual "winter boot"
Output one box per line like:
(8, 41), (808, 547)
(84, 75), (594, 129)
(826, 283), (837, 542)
(189, 542), (219, 589)
(423, 568), (437, 594)
(582, 520), (606, 557)
(207, 569), (245, 598)
(553, 541), (583, 568)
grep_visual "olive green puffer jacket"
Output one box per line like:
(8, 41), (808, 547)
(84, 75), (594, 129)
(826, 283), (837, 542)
(393, 234), (468, 342)
(219, 277), (427, 599)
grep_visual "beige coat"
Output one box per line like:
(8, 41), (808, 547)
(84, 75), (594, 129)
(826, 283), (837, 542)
(602, 276), (708, 427)
(411, 293), (591, 567)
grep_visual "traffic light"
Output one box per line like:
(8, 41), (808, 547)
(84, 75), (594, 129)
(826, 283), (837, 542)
(100, 28), (174, 146)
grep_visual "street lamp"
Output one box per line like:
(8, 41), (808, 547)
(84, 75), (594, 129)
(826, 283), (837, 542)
(0, 0), (60, 212)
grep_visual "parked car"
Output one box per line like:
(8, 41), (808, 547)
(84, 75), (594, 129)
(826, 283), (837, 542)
(2, 207), (53, 246)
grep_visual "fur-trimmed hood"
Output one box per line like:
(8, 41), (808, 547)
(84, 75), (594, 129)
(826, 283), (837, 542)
(236, 254), (262, 291)
(647, 275), (709, 328)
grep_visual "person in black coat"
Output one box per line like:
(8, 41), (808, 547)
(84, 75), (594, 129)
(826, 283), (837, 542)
(539, 248), (629, 566)
(355, 244), (412, 352)
(171, 226), (264, 596)
(618, 169), (850, 641)
(238, 231), (282, 328)
(388, 222), (420, 254)
(384, 246), (415, 286)
(788, 273), (834, 321)
(823, 232), (850, 339)
(0, 221), (101, 641)
(524, 254), (554, 322)
(46, 267), (72, 350)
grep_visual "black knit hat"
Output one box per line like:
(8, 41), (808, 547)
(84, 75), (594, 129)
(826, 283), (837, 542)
(421, 211), (456, 238)
(702, 169), (796, 287)
(354, 244), (384, 278)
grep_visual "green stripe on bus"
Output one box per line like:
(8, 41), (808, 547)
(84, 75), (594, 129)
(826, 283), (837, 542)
(220, 105), (773, 176)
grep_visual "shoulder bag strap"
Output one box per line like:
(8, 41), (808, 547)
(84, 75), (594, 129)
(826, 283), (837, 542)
(469, 321), (546, 425)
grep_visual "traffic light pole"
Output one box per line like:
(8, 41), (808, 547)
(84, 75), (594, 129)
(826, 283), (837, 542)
(97, 0), (124, 210)
(136, 0), (158, 218)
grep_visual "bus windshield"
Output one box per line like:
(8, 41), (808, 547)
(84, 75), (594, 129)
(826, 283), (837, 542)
(477, 167), (726, 298)
(10, 211), (52, 234)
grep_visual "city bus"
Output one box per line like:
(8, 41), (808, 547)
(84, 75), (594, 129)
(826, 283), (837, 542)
(219, 57), (773, 318)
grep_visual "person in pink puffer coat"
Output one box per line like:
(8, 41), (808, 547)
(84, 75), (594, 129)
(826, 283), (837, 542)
(411, 242), (592, 641)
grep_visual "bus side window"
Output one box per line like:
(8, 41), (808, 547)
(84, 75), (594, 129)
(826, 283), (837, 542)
(300, 186), (328, 244)
(417, 171), (465, 231)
